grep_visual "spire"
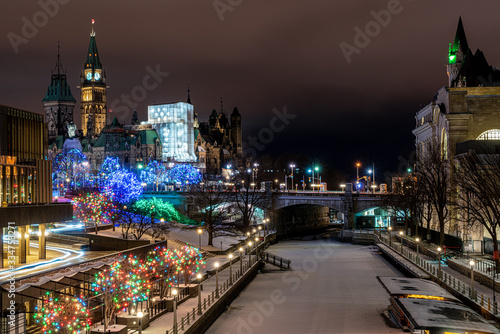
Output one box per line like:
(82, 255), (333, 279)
(53, 41), (64, 76)
(451, 17), (469, 56)
(85, 19), (102, 70)
(187, 82), (191, 104)
(220, 97), (224, 115)
(43, 43), (75, 103)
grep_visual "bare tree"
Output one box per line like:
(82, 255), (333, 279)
(186, 185), (234, 246)
(417, 143), (451, 246)
(232, 169), (271, 228)
(453, 151), (500, 266)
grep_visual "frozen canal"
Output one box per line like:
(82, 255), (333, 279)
(206, 239), (403, 334)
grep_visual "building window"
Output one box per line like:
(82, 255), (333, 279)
(477, 129), (500, 140)
(441, 128), (448, 160)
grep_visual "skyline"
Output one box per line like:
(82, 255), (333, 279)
(2, 1), (500, 178)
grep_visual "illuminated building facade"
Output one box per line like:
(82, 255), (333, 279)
(147, 102), (196, 162)
(413, 17), (500, 241)
(80, 23), (107, 137)
(0, 105), (72, 267)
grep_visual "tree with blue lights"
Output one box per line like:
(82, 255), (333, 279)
(52, 148), (89, 191)
(102, 169), (143, 204)
(97, 156), (121, 189)
(167, 164), (202, 190)
(140, 160), (167, 191)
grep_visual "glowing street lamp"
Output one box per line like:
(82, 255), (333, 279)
(340, 184), (346, 192)
(258, 225), (262, 238)
(172, 289), (178, 334)
(197, 228), (203, 250)
(356, 162), (361, 181)
(137, 311), (143, 334)
(437, 247), (442, 279)
(248, 242), (253, 266)
(415, 238), (420, 264)
(388, 226), (392, 248)
(239, 247), (244, 274)
(197, 273), (203, 315)
(215, 262), (220, 298)
(290, 163), (296, 191)
(399, 231), (404, 253)
(470, 260), (475, 298)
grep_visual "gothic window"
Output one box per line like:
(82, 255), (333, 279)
(441, 128), (449, 160)
(433, 106), (440, 124)
(477, 129), (500, 140)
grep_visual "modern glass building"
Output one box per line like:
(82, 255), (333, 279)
(147, 102), (196, 162)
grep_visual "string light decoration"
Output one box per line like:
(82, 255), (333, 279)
(52, 148), (89, 191)
(140, 160), (167, 191)
(73, 192), (116, 227)
(33, 293), (91, 334)
(101, 169), (143, 204)
(167, 164), (202, 187)
(133, 197), (195, 224)
(91, 246), (205, 319)
(97, 156), (121, 189)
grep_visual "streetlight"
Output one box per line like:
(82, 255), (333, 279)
(197, 273), (202, 315)
(248, 242), (253, 266)
(172, 289), (178, 334)
(315, 166), (320, 193)
(415, 238), (420, 264)
(137, 311), (143, 334)
(239, 247), (244, 274)
(290, 163), (296, 191)
(215, 262), (220, 298)
(388, 226), (392, 248)
(228, 254), (233, 285)
(470, 260), (475, 299)
(356, 162), (361, 181)
(399, 231), (404, 253)
(437, 247), (442, 279)
(197, 228), (203, 250)
(340, 184), (346, 192)
(258, 225), (262, 238)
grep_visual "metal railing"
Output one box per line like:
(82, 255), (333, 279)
(261, 252), (292, 270)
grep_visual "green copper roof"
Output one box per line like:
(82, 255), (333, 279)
(85, 35), (102, 70)
(43, 52), (76, 102)
(139, 129), (160, 145)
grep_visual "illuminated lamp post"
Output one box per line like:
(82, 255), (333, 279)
(197, 273), (203, 315)
(290, 163), (296, 191)
(470, 260), (475, 299)
(315, 166), (320, 193)
(399, 231), (404, 253)
(197, 228), (203, 251)
(172, 289), (178, 334)
(356, 163), (361, 181)
(415, 238), (420, 264)
(437, 247), (442, 279)
(215, 262), (220, 298)
(388, 226), (392, 248)
(248, 242), (253, 266)
(137, 311), (143, 334)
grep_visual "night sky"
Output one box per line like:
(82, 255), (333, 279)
(2, 1), (500, 180)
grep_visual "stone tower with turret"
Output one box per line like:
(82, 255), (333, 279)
(43, 45), (76, 142)
(80, 20), (107, 137)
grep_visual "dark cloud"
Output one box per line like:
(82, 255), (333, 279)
(1, 0), (500, 177)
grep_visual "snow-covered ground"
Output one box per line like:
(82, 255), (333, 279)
(96, 223), (245, 252)
(205, 239), (403, 334)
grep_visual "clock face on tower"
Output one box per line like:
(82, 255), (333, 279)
(94, 72), (100, 81)
(86, 72), (92, 80)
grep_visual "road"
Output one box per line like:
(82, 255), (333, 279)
(206, 239), (403, 334)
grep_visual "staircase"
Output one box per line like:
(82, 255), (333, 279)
(260, 252), (292, 270)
